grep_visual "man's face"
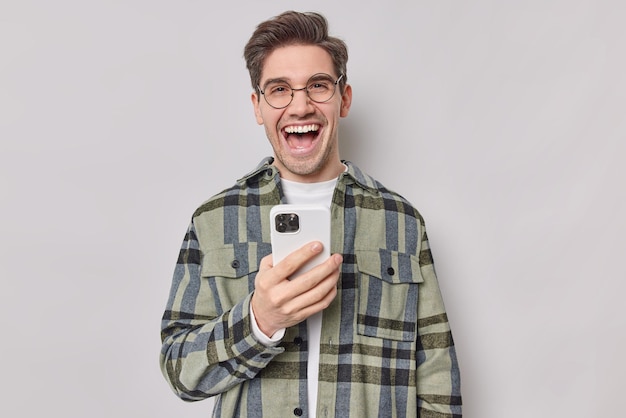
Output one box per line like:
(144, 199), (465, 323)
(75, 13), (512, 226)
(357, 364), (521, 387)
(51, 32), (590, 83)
(251, 45), (352, 183)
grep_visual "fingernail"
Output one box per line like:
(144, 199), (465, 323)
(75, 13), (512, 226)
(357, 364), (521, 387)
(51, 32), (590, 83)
(310, 242), (322, 252)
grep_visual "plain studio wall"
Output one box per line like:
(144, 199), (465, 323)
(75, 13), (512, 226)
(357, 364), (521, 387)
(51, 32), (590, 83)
(1, 1), (624, 416)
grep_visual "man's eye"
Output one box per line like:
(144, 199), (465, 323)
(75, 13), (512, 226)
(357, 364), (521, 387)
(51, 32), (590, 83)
(269, 85), (290, 95)
(309, 82), (331, 91)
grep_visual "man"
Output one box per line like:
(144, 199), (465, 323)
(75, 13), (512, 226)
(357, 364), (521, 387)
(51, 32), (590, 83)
(160, 10), (462, 418)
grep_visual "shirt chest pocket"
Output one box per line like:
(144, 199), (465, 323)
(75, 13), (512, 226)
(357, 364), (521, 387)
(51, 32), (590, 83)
(200, 242), (272, 313)
(355, 249), (424, 342)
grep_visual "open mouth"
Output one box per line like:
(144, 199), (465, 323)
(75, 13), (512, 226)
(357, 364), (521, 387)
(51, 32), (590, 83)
(282, 124), (321, 152)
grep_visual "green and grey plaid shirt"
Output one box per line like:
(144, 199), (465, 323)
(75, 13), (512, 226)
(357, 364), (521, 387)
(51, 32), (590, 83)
(160, 158), (462, 417)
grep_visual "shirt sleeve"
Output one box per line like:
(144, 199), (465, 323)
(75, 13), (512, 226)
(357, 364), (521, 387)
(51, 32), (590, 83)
(159, 221), (284, 401)
(415, 225), (463, 417)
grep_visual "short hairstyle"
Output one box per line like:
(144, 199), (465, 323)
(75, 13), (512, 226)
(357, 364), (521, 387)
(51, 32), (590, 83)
(243, 11), (348, 96)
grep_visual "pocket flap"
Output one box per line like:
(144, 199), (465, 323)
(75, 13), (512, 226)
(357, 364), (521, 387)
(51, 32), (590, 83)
(201, 242), (271, 279)
(356, 249), (424, 284)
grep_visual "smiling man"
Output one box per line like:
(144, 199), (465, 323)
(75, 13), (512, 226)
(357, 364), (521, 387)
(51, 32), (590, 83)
(160, 11), (462, 418)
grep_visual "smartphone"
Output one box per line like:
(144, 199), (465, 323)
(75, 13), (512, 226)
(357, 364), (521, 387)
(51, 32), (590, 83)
(270, 204), (331, 279)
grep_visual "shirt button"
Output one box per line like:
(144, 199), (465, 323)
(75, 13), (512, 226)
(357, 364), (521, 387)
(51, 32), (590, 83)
(293, 408), (303, 416)
(293, 337), (303, 346)
(387, 267), (395, 276)
(231, 259), (240, 269)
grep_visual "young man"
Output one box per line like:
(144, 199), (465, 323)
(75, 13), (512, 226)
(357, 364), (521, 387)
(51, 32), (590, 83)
(160, 11), (462, 418)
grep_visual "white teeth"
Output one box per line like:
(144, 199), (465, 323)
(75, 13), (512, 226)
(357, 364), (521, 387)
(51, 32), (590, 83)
(285, 124), (319, 134)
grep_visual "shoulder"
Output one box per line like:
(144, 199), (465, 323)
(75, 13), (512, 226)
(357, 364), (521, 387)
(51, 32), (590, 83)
(192, 157), (278, 219)
(342, 161), (425, 225)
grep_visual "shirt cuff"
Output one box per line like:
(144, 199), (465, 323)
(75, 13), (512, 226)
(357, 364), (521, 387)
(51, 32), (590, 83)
(250, 304), (285, 347)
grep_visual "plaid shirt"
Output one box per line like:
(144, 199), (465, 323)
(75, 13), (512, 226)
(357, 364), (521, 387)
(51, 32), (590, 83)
(160, 158), (462, 417)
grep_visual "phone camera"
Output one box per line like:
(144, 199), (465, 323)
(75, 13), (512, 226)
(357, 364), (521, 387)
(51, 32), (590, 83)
(275, 213), (299, 233)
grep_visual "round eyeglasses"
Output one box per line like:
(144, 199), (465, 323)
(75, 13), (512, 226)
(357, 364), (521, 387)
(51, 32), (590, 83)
(258, 73), (344, 109)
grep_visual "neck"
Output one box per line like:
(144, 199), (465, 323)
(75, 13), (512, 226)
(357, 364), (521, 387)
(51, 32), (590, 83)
(274, 160), (345, 183)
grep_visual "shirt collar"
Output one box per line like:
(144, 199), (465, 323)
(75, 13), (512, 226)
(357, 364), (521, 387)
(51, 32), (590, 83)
(340, 160), (380, 194)
(238, 157), (380, 195)
(236, 157), (277, 184)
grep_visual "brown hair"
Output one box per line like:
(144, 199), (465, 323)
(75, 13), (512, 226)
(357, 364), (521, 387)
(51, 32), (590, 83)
(243, 11), (348, 96)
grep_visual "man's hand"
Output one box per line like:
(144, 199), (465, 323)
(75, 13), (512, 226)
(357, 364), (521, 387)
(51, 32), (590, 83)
(250, 241), (343, 338)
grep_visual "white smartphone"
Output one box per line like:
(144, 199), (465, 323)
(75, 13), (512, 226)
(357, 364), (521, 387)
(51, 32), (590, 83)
(269, 204), (331, 279)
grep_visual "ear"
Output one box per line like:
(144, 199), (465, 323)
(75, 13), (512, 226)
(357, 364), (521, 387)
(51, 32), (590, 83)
(339, 84), (352, 118)
(251, 92), (264, 125)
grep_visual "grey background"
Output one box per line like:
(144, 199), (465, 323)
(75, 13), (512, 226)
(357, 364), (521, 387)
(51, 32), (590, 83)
(1, 0), (624, 416)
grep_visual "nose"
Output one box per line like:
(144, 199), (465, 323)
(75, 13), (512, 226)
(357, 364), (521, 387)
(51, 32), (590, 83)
(287, 87), (314, 115)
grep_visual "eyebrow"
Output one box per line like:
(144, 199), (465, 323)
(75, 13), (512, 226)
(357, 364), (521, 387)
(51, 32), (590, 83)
(262, 77), (291, 90)
(261, 74), (336, 90)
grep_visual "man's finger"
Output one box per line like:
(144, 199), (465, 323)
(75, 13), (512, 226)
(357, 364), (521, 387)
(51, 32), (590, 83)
(271, 241), (324, 277)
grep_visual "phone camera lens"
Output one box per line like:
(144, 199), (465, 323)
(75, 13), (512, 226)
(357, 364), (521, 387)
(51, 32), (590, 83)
(277, 222), (287, 233)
